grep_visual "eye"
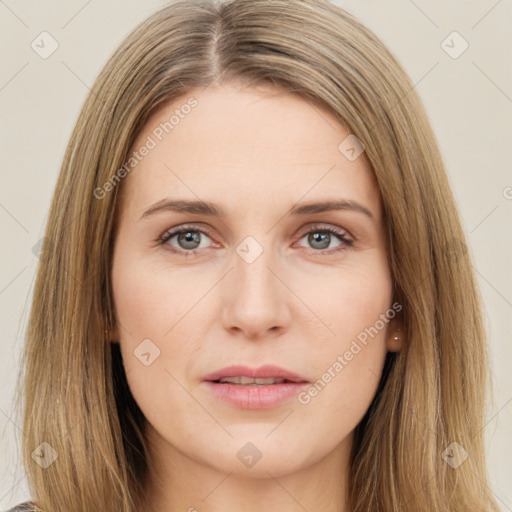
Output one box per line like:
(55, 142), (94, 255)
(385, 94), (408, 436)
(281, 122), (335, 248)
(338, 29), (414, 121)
(295, 224), (354, 255)
(158, 225), (215, 256)
(157, 223), (354, 257)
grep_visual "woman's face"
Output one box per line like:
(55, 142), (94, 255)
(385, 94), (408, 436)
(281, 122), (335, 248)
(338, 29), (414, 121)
(111, 81), (401, 478)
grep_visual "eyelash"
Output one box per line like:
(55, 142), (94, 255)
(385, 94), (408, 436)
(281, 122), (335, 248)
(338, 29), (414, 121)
(157, 223), (354, 257)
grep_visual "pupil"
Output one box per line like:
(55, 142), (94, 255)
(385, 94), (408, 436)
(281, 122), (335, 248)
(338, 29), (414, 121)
(310, 232), (329, 249)
(179, 231), (200, 249)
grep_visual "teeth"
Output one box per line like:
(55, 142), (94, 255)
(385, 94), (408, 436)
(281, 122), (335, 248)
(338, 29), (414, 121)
(218, 376), (286, 385)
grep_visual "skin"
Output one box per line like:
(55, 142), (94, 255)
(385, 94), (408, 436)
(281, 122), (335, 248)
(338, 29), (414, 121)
(111, 81), (403, 512)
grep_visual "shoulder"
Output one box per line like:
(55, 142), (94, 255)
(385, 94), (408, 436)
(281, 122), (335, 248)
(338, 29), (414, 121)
(4, 503), (35, 512)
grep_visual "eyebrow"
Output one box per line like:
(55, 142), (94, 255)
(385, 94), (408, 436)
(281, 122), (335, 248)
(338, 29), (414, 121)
(139, 198), (374, 221)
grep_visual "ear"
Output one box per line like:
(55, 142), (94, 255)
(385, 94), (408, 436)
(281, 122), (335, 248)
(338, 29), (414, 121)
(385, 315), (405, 352)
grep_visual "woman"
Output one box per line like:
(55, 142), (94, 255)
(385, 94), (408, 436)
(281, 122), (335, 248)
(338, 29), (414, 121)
(10, 0), (499, 510)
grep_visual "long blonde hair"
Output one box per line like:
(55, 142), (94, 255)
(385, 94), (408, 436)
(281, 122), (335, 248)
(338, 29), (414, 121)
(16, 0), (499, 510)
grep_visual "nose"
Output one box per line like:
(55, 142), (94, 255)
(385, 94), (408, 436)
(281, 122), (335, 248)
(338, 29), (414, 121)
(220, 245), (291, 340)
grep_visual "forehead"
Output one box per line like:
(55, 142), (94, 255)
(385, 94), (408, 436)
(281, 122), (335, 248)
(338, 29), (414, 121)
(120, 82), (381, 221)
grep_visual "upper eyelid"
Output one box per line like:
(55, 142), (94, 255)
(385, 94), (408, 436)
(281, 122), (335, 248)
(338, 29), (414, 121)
(161, 224), (213, 239)
(300, 223), (351, 236)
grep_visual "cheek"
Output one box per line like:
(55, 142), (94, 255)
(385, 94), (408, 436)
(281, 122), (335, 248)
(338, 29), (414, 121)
(296, 295), (390, 440)
(111, 249), (210, 391)
(299, 250), (393, 342)
(294, 254), (392, 418)
(111, 247), (204, 341)
(111, 255), (203, 428)
(297, 352), (385, 451)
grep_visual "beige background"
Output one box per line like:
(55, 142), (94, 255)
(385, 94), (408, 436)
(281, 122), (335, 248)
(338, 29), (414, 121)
(1, 0), (511, 509)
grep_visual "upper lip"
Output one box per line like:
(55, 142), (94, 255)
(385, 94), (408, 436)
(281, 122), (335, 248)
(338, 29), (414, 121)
(202, 364), (310, 383)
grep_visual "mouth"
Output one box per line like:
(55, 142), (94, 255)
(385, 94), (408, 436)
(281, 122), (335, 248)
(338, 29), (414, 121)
(201, 365), (310, 409)
(202, 364), (310, 384)
(210, 376), (302, 385)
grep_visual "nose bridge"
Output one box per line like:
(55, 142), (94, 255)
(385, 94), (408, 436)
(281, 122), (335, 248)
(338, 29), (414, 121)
(221, 232), (290, 337)
(234, 233), (281, 303)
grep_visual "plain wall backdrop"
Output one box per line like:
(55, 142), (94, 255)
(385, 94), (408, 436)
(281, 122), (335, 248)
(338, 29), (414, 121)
(1, 0), (511, 509)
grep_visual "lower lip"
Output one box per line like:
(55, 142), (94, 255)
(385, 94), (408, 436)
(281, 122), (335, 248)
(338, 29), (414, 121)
(202, 381), (310, 409)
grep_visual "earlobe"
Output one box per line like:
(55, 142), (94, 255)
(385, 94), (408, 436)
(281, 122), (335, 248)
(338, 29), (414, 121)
(386, 319), (405, 352)
(387, 330), (403, 352)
